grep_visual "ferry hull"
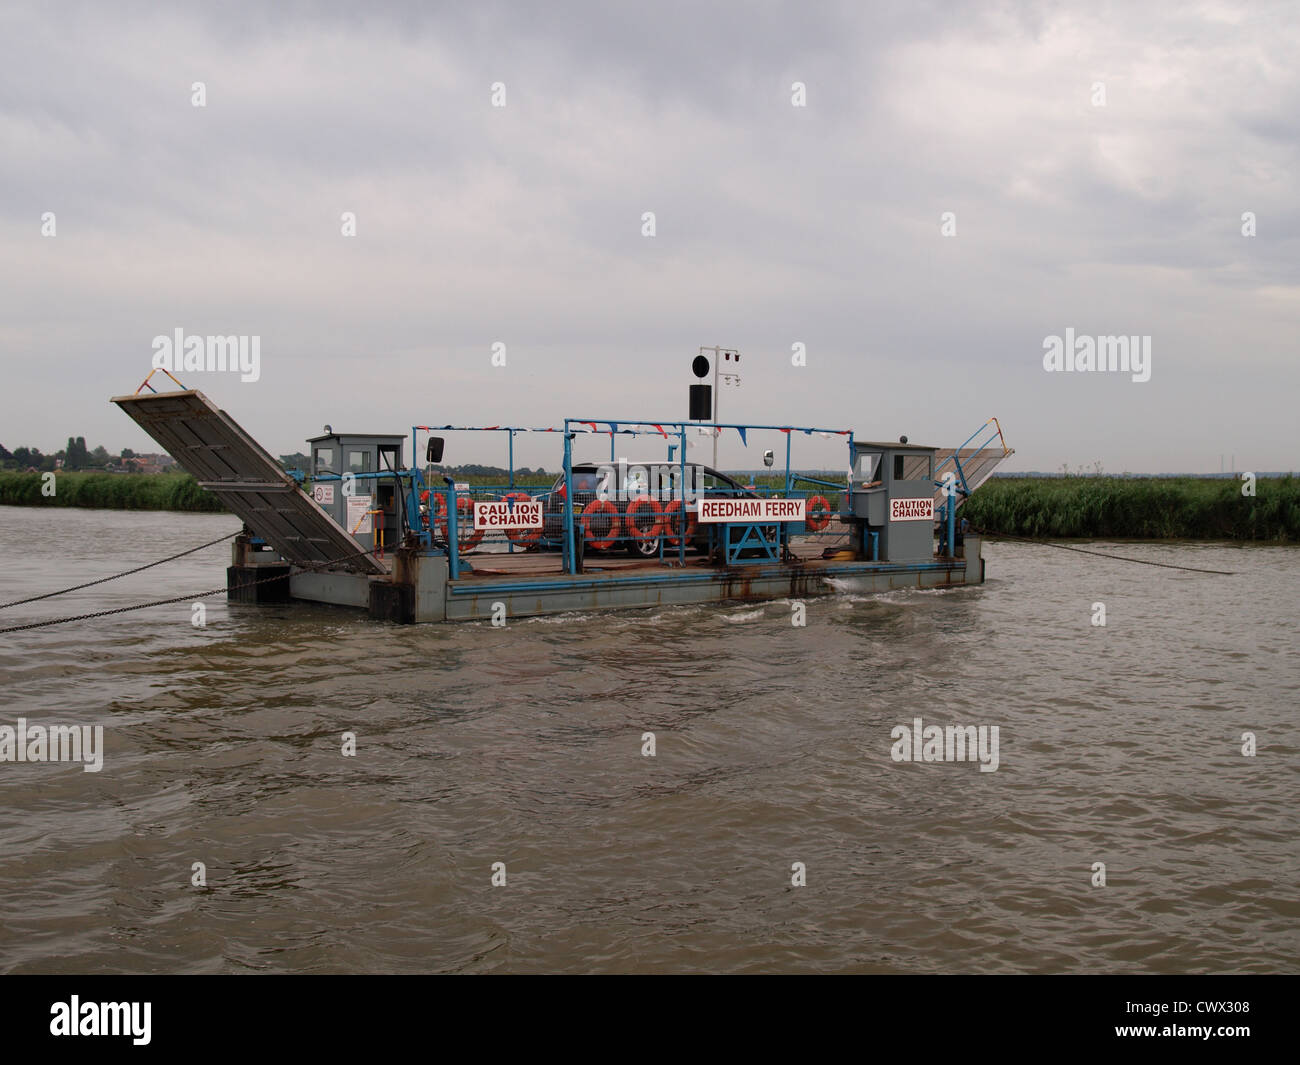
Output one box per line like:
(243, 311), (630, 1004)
(232, 536), (985, 624)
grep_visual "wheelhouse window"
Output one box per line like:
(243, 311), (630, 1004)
(854, 452), (881, 483)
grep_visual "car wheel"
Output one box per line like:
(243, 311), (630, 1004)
(628, 536), (661, 558)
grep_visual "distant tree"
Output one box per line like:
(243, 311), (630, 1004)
(0, 444), (11, 464)
(12, 447), (36, 469)
(120, 448), (136, 460)
(90, 445), (111, 467)
(64, 436), (90, 470)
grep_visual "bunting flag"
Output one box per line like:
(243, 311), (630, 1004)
(582, 422), (599, 432)
(736, 426), (748, 445)
(608, 422), (619, 435)
(652, 424), (668, 438)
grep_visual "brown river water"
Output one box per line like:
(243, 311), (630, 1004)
(0, 505), (1296, 973)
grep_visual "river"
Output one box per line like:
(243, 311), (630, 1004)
(0, 505), (1296, 973)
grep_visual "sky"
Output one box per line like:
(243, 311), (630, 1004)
(1, 0), (1296, 474)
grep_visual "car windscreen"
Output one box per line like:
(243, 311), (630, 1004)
(552, 471), (603, 492)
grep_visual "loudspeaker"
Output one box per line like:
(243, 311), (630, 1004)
(689, 384), (712, 421)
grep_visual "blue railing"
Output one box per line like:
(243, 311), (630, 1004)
(398, 419), (859, 575)
(561, 418), (854, 573)
(933, 417), (1009, 556)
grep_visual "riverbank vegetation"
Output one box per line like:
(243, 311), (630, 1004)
(962, 476), (1299, 542)
(0, 471), (225, 512)
(2, 471), (1296, 541)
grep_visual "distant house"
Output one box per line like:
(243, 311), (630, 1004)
(120, 452), (175, 475)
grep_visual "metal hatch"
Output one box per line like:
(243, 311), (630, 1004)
(112, 389), (387, 574)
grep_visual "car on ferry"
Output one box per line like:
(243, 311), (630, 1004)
(506, 461), (761, 557)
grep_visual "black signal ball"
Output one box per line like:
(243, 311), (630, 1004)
(692, 355), (710, 378)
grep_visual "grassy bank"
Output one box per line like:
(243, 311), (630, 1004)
(4, 470), (1296, 542)
(963, 476), (1300, 542)
(0, 471), (225, 512)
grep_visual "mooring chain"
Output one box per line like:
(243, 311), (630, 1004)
(967, 525), (1237, 575)
(0, 531), (241, 610)
(0, 547), (381, 635)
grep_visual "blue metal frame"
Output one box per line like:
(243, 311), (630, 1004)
(932, 417), (1007, 558)
(723, 523), (781, 564)
(294, 415), (1003, 582)
(408, 423), (572, 570)
(396, 418), (858, 575)
(562, 417), (853, 573)
(934, 417), (1008, 497)
(562, 431), (575, 574)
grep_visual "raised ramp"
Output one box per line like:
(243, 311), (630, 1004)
(928, 418), (1014, 509)
(112, 390), (387, 575)
(931, 446), (1015, 507)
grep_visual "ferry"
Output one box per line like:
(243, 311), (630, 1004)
(112, 379), (1012, 624)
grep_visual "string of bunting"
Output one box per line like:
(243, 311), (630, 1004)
(413, 424), (853, 442)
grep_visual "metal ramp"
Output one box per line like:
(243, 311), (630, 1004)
(931, 418), (1014, 509)
(112, 390), (387, 575)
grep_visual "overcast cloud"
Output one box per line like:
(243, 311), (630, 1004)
(1, 0), (1296, 473)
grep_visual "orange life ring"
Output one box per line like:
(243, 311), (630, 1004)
(456, 495), (485, 551)
(435, 492), (485, 550)
(500, 491), (540, 546)
(662, 499), (697, 547)
(805, 495), (832, 533)
(625, 496), (664, 541)
(580, 498), (621, 550)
